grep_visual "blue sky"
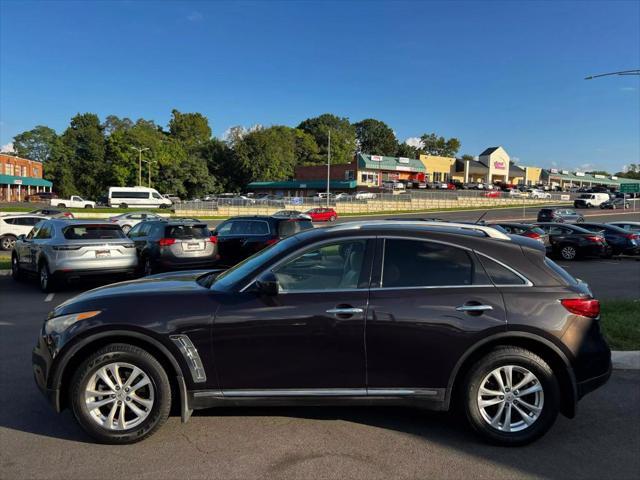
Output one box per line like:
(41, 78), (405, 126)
(1, 0), (638, 172)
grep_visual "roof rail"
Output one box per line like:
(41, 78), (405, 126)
(330, 220), (511, 240)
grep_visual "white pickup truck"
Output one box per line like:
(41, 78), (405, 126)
(50, 195), (96, 209)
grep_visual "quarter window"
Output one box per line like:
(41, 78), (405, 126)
(274, 240), (368, 291)
(478, 255), (526, 285)
(382, 239), (482, 288)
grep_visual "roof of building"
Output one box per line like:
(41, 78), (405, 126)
(509, 164), (526, 177)
(479, 147), (500, 157)
(247, 180), (357, 190)
(545, 171), (638, 186)
(0, 153), (43, 163)
(357, 153), (426, 172)
(455, 159), (489, 174)
(0, 174), (53, 187)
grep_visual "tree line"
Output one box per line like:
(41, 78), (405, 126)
(11, 111), (465, 199)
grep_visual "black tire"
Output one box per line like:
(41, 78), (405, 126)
(119, 203), (128, 209)
(0, 235), (16, 251)
(85, 204), (94, 209)
(329, 215), (336, 222)
(38, 261), (56, 292)
(576, 217), (584, 223)
(463, 346), (560, 446)
(143, 256), (155, 276)
(58, 204), (66, 208)
(122, 224), (132, 234)
(70, 343), (171, 444)
(11, 253), (23, 281)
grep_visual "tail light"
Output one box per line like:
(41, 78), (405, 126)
(265, 238), (279, 246)
(158, 238), (176, 247)
(524, 232), (540, 239)
(561, 298), (600, 318)
(585, 235), (604, 243)
(208, 236), (218, 244)
(624, 233), (639, 240)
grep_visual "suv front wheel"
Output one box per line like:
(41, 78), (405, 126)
(70, 343), (171, 444)
(463, 346), (560, 446)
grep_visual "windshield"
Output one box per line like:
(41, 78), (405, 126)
(210, 235), (302, 290)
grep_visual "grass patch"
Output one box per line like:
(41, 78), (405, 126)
(600, 300), (640, 351)
(0, 252), (10, 270)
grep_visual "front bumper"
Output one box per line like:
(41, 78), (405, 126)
(32, 332), (61, 412)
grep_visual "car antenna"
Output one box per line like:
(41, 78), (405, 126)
(474, 211), (489, 224)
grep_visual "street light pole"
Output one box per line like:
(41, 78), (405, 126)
(142, 158), (156, 187)
(326, 130), (331, 208)
(130, 146), (150, 186)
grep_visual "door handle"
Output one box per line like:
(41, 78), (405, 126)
(456, 304), (493, 312)
(326, 307), (364, 315)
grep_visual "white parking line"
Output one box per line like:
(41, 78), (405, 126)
(44, 293), (55, 302)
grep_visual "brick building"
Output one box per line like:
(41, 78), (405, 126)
(0, 153), (53, 202)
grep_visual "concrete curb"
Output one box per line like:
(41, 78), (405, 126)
(612, 351), (640, 370)
(0, 269), (10, 276)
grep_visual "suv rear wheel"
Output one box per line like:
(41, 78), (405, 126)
(1, 235), (16, 250)
(463, 346), (560, 446)
(39, 261), (56, 292)
(11, 253), (23, 280)
(70, 343), (171, 444)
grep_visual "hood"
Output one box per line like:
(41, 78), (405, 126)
(54, 269), (223, 314)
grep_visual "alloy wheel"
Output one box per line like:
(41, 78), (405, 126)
(1, 237), (15, 250)
(561, 246), (577, 260)
(477, 365), (544, 433)
(84, 362), (155, 431)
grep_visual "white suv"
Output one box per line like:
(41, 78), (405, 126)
(0, 214), (49, 250)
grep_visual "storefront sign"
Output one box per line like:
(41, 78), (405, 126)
(575, 172), (585, 177)
(561, 170), (569, 174)
(493, 161), (506, 170)
(370, 155), (383, 162)
(594, 174), (605, 179)
(395, 166), (412, 172)
(550, 168), (559, 174)
(398, 157), (410, 164)
(560, 194), (570, 201)
(13, 179), (22, 185)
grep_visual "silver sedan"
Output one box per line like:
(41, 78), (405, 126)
(107, 211), (165, 233)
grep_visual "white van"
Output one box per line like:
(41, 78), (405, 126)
(108, 187), (172, 209)
(573, 192), (610, 208)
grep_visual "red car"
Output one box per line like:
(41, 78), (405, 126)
(305, 207), (338, 222)
(484, 191), (502, 198)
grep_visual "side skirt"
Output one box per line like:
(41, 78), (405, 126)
(187, 388), (447, 411)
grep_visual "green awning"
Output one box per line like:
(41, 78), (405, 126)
(544, 171), (636, 186)
(0, 174), (53, 187)
(357, 153), (426, 172)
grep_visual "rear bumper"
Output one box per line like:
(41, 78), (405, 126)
(54, 267), (137, 280)
(157, 256), (219, 270)
(577, 364), (612, 399)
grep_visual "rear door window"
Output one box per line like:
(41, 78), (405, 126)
(63, 225), (126, 240)
(381, 239), (485, 288)
(230, 220), (270, 235)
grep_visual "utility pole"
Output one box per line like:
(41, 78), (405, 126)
(130, 146), (149, 186)
(142, 158), (156, 187)
(326, 130), (331, 208)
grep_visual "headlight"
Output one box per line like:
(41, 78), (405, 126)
(45, 310), (101, 335)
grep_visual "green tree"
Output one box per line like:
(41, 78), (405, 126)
(297, 113), (356, 165)
(168, 109), (212, 149)
(12, 125), (58, 162)
(395, 142), (418, 158)
(234, 126), (300, 182)
(354, 118), (397, 156)
(419, 133), (461, 157)
(61, 113), (106, 198)
(103, 115), (134, 136)
(461, 154), (475, 161)
(293, 129), (320, 165)
(44, 139), (77, 197)
(201, 138), (239, 192)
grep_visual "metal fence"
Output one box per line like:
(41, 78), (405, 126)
(174, 190), (584, 218)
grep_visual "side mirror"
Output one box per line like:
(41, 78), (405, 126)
(255, 271), (279, 296)
(18, 234), (26, 241)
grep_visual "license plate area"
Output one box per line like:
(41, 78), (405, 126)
(95, 250), (111, 258)
(183, 242), (203, 251)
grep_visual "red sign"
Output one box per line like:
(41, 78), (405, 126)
(493, 161), (506, 170)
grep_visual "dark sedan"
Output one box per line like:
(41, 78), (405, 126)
(212, 216), (313, 267)
(534, 223), (612, 260)
(127, 220), (218, 275)
(578, 223), (640, 256)
(487, 223), (551, 252)
(33, 221), (610, 446)
(537, 208), (584, 223)
(599, 198), (630, 210)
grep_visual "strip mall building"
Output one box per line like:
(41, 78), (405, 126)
(248, 146), (634, 195)
(0, 154), (53, 202)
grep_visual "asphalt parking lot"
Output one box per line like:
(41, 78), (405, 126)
(1, 208), (639, 479)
